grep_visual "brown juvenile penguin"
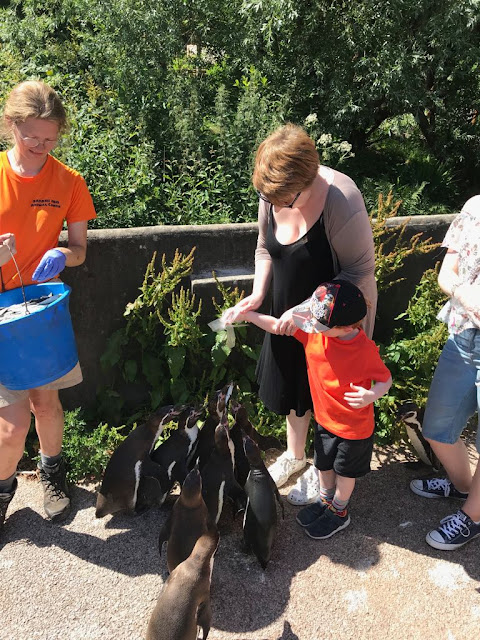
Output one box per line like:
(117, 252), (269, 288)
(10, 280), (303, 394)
(95, 405), (181, 517)
(194, 382), (234, 470)
(158, 467), (216, 574)
(146, 527), (219, 640)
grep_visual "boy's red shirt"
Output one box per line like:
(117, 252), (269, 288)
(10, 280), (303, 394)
(294, 328), (390, 439)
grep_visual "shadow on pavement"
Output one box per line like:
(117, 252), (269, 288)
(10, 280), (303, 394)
(3, 443), (479, 635)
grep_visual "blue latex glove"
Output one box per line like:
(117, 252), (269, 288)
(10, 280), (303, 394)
(32, 249), (67, 282)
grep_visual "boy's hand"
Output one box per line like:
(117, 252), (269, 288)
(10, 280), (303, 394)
(344, 383), (375, 408)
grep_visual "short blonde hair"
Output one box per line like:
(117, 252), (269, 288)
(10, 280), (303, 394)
(1, 80), (67, 140)
(252, 123), (319, 204)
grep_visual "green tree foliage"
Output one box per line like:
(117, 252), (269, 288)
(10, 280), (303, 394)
(1, 0), (478, 226)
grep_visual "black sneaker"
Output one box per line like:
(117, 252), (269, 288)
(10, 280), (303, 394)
(426, 509), (480, 550)
(0, 478), (17, 532)
(305, 506), (351, 540)
(37, 460), (71, 521)
(410, 478), (468, 500)
(296, 499), (330, 527)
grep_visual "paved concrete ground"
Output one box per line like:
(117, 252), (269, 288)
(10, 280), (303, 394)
(2, 444), (480, 640)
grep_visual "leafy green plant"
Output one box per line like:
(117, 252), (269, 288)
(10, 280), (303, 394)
(61, 409), (126, 482)
(375, 267), (448, 442)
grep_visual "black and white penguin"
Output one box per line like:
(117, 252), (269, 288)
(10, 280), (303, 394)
(158, 467), (216, 574)
(146, 526), (219, 640)
(243, 435), (284, 569)
(151, 406), (203, 492)
(396, 400), (442, 470)
(194, 382), (234, 470)
(201, 415), (246, 524)
(95, 405), (181, 518)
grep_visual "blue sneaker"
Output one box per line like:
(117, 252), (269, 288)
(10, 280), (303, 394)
(296, 498), (330, 528)
(410, 478), (468, 500)
(305, 506), (350, 540)
(426, 509), (480, 550)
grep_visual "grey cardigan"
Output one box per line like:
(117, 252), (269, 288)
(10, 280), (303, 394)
(254, 169), (377, 338)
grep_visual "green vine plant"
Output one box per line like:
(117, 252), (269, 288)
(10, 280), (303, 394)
(96, 251), (262, 427)
(371, 191), (439, 292)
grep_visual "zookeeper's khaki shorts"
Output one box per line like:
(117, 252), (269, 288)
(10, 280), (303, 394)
(0, 362), (83, 408)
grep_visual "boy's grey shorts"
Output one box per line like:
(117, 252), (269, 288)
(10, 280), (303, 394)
(0, 363), (83, 408)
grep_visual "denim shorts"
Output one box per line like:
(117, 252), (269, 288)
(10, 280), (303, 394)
(422, 329), (480, 452)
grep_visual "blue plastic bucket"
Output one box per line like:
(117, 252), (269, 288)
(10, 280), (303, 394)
(0, 282), (78, 390)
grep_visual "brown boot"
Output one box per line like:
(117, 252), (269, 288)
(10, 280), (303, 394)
(37, 460), (71, 521)
(0, 478), (17, 532)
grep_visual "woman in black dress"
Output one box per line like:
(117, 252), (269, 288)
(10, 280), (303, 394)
(224, 124), (376, 505)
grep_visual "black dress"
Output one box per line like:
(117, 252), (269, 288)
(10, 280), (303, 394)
(256, 207), (335, 416)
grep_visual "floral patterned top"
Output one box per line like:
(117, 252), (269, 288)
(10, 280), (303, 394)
(437, 195), (480, 334)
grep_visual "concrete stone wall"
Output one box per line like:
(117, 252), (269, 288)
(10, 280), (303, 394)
(59, 215), (454, 410)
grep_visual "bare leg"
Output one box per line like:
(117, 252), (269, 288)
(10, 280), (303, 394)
(0, 399), (31, 480)
(286, 410), (311, 459)
(30, 389), (64, 457)
(318, 469), (336, 491)
(463, 460), (480, 522)
(334, 475), (356, 503)
(427, 439), (472, 494)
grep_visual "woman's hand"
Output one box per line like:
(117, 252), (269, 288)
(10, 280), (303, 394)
(0, 233), (16, 267)
(274, 308), (297, 336)
(223, 293), (264, 324)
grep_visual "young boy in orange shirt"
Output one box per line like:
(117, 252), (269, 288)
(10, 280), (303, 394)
(234, 280), (392, 539)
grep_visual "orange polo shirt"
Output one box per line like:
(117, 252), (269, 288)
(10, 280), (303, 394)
(0, 151), (96, 291)
(295, 328), (391, 439)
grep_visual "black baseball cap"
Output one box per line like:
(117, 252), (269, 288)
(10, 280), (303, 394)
(292, 280), (367, 333)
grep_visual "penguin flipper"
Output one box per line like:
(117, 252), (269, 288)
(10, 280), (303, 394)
(196, 599), (212, 640)
(142, 458), (171, 495)
(274, 485), (285, 519)
(158, 516), (172, 556)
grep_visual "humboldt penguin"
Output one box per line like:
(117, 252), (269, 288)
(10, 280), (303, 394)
(243, 435), (284, 569)
(396, 400), (442, 470)
(230, 400), (283, 452)
(151, 406), (203, 491)
(201, 416), (246, 524)
(95, 405), (181, 518)
(146, 527), (219, 640)
(194, 382), (234, 470)
(158, 467), (216, 574)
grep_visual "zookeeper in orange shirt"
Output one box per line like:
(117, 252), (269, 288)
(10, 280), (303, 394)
(0, 80), (96, 535)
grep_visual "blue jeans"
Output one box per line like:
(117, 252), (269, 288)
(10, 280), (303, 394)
(423, 329), (480, 453)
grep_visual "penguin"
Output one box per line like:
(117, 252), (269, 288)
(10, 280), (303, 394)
(230, 400), (283, 452)
(146, 526), (219, 640)
(95, 405), (181, 518)
(229, 409), (251, 488)
(158, 467), (216, 574)
(151, 406), (203, 491)
(243, 435), (284, 569)
(194, 382), (234, 471)
(200, 415), (246, 524)
(396, 400), (442, 470)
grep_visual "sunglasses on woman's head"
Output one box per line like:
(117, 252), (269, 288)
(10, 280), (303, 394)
(256, 190), (301, 209)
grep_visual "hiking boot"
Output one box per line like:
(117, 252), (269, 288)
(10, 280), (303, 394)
(267, 451), (306, 488)
(0, 478), (17, 532)
(287, 464), (321, 505)
(410, 478), (468, 500)
(426, 509), (480, 550)
(305, 505), (351, 540)
(37, 460), (71, 521)
(296, 498), (330, 528)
